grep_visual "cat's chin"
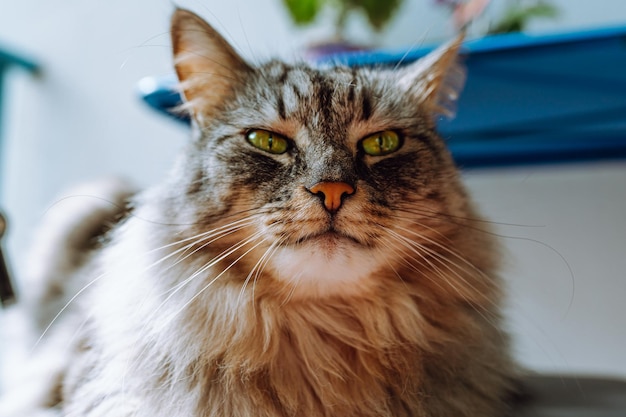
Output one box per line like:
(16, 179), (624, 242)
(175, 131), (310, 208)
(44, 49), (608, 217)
(268, 233), (382, 299)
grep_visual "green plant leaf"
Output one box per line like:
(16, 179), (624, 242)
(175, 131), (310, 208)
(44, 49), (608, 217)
(490, 2), (559, 34)
(281, 0), (404, 32)
(282, 0), (323, 25)
(357, 0), (404, 31)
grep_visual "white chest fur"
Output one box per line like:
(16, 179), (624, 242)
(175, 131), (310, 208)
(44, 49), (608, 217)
(270, 236), (383, 299)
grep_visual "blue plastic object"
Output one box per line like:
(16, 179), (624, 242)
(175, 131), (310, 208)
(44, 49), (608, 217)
(0, 45), (39, 186)
(0, 44), (39, 166)
(139, 25), (626, 168)
(0, 44), (39, 306)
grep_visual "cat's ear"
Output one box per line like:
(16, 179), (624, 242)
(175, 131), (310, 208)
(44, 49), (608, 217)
(171, 9), (251, 124)
(399, 35), (466, 118)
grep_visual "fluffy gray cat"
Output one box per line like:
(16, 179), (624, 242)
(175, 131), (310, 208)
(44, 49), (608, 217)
(0, 9), (517, 417)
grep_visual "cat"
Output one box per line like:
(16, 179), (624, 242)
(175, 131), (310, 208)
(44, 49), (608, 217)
(0, 8), (518, 417)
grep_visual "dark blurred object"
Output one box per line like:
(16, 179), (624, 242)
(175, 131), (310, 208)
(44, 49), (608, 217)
(513, 374), (626, 416)
(0, 212), (14, 306)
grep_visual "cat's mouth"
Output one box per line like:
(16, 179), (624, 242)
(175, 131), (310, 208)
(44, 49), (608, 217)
(291, 228), (364, 247)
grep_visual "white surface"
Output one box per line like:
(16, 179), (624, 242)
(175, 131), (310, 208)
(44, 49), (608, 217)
(0, 0), (625, 380)
(464, 162), (626, 377)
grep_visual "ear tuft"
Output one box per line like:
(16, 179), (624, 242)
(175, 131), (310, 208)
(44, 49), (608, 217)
(171, 9), (250, 124)
(400, 34), (466, 119)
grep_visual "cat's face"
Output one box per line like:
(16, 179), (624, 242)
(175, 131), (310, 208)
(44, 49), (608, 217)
(167, 10), (471, 299)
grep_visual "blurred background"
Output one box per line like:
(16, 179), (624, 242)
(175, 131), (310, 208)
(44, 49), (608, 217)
(0, 0), (625, 379)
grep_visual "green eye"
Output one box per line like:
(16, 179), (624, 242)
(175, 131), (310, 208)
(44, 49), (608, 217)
(360, 130), (402, 156)
(246, 129), (289, 154)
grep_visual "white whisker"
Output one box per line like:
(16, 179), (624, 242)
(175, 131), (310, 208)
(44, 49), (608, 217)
(397, 224), (490, 281)
(165, 234), (267, 324)
(123, 228), (267, 388)
(238, 237), (281, 307)
(32, 273), (103, 350)
(385, 229), (501, 329)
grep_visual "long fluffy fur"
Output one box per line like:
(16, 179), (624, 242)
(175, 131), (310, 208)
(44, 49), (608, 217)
(1, 9), (517, 417)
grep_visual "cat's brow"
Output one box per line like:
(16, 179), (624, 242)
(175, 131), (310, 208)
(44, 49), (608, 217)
(360, 89), (373, 121)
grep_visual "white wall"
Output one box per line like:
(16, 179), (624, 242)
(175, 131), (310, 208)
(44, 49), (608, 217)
(1, 0), (625, 378)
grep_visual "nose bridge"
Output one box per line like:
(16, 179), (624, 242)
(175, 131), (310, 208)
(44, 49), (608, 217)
(308, 145), (356, 186)
(305, 145), (357, 213)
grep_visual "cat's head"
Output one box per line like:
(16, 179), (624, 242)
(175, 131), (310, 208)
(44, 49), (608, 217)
(166, 9), (488, 300)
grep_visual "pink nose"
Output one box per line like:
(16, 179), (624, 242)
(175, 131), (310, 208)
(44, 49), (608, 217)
(309, 181), (355, 213)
